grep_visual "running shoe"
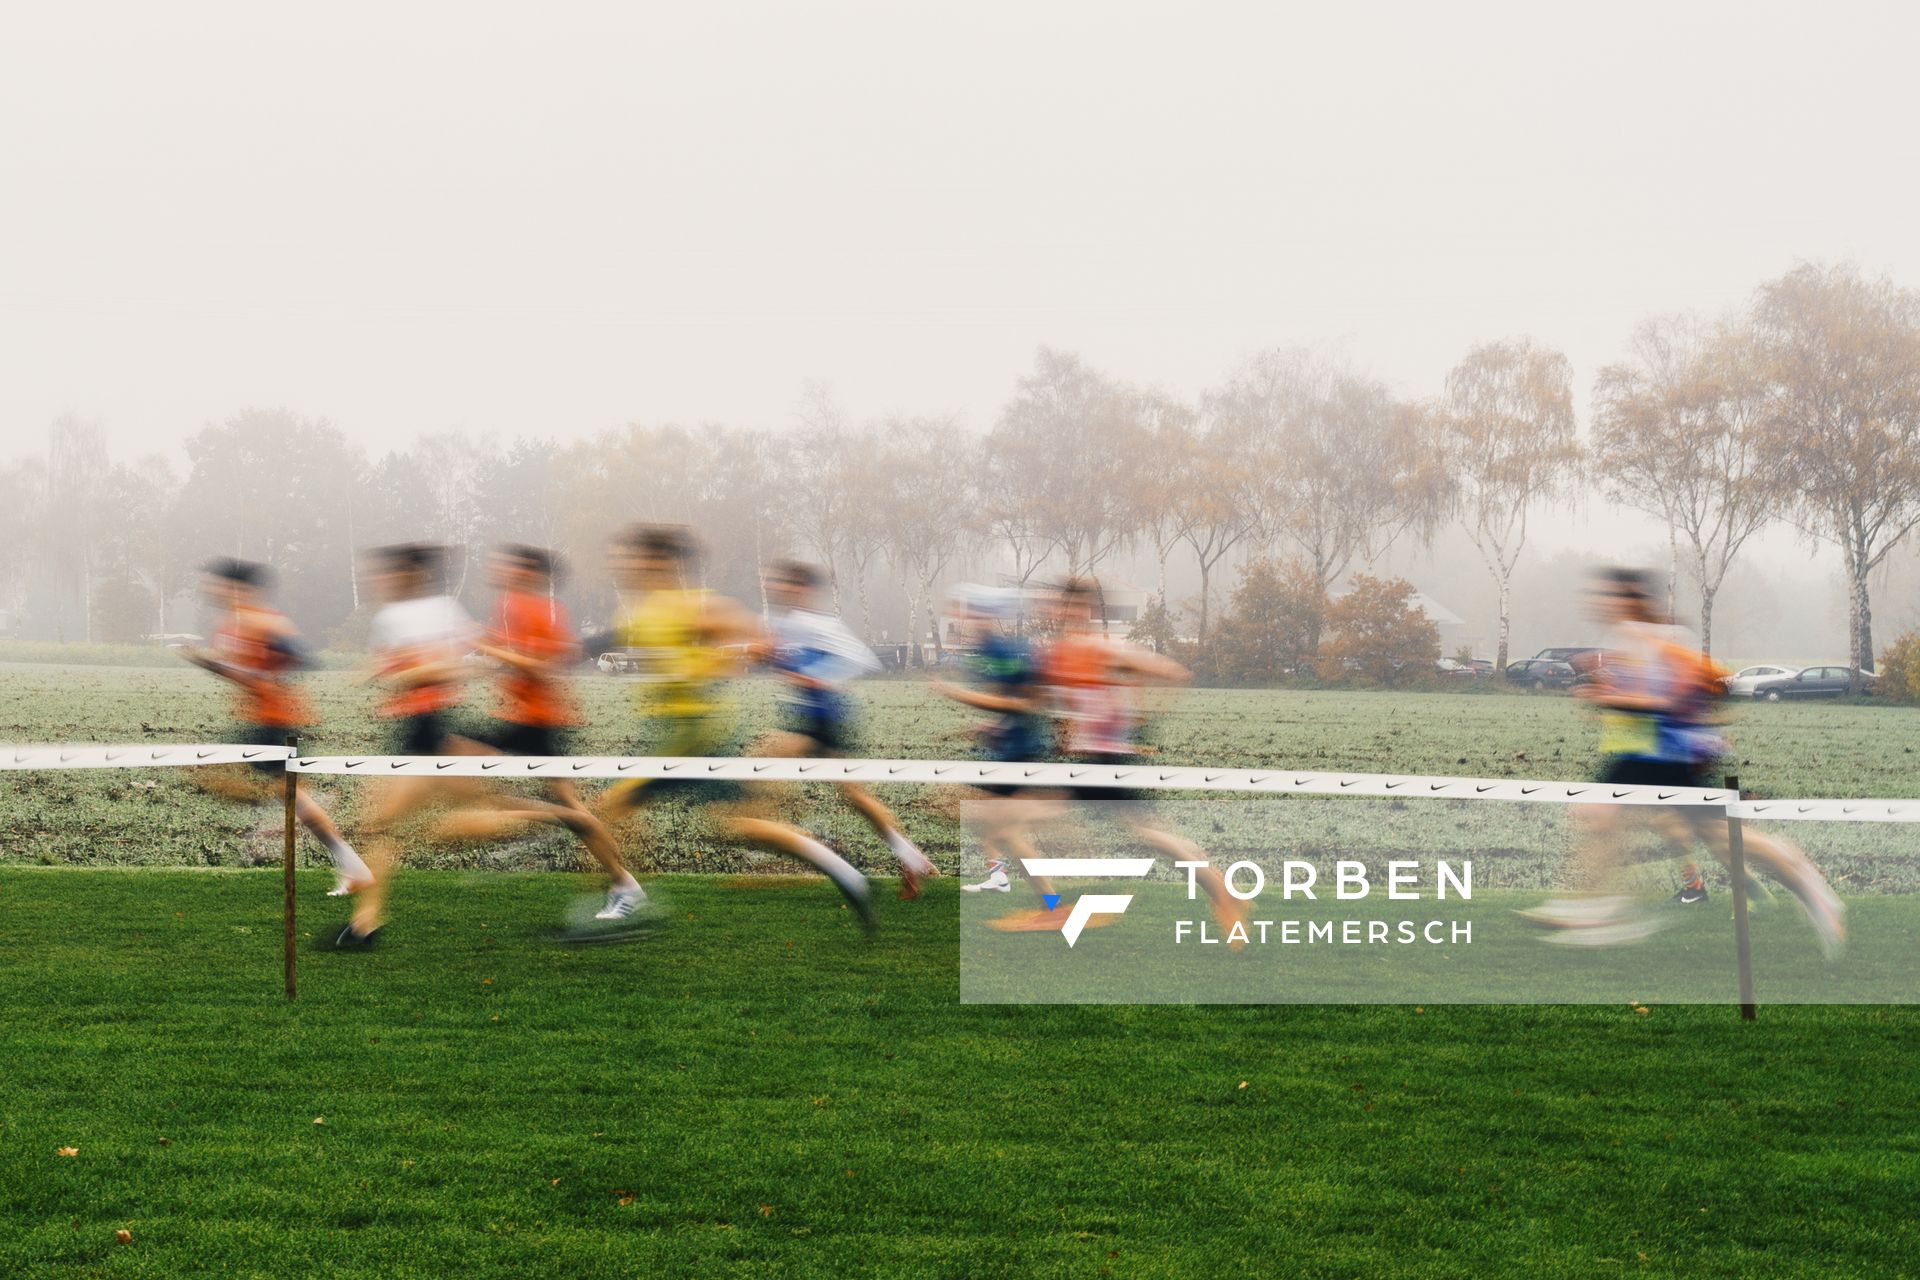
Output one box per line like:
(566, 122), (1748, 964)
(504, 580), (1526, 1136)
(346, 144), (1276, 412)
(595, 886), (647, 921)
(961, 868), (1011, 893)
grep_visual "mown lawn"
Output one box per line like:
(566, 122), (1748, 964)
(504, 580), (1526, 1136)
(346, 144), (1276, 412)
(2, 870), (1917, 1278)
(6, 662), (1920, 874)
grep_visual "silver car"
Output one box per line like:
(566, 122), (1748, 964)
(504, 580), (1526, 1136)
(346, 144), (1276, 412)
(1726, 664), (1799, 697)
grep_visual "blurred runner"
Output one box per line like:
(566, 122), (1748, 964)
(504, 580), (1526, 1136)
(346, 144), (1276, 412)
(932, 585), (1064, 926)
(1039, 577), (1246, 942)
(590, 525), (875, 932)
(428, 545), (647, 924)
(334, 543), (477, 948)
(759, 559), (937, 897)
(183, 558), (371, 897)
(1521, 567), (1845, 955)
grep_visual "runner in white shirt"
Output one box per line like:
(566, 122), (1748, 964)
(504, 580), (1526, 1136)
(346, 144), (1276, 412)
(758, 560), (937, 897)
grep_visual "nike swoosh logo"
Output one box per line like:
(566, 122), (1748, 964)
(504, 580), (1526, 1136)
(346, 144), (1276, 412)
(198, 750), (216, 759)
(436, 762), (455, 770)
(1339, 779), (1357, 788)
(1520, 786), (1540, 795)
(1475, 784), (1493, 793)
(482, 762), (501, 770)
(390, 762), (408, 770)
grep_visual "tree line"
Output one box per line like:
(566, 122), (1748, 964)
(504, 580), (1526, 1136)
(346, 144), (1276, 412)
(3, 261), (1918, 676)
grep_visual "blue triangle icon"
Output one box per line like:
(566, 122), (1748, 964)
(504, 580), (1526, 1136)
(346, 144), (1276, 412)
(1042, 894), (1061, 911)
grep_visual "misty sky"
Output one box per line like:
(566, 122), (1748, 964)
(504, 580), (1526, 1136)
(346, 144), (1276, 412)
(4, 0), (1918, 566)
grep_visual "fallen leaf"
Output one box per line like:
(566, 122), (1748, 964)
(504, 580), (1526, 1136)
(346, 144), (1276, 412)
(156, 1138), (170, 1147)
(759, 1204), (774, 1218)
(115, 1230), (132, 1244)
(550, 1178), (560, 1186)
(313, 1117), (325, 1126)
(56, 1147), (78, 1157)
(1237, 1080), (1248, 1089)
(482, 979), (493, 986)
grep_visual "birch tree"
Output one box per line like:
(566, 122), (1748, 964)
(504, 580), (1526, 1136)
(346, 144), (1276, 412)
(1593, 315), (1779, 656)
(1440, 340), (1580, 669)
(1751, 263), (1920, 672)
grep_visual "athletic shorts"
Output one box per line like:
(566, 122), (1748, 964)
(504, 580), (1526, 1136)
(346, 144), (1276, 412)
(1596, 757), (1713, 791)
(468, 720), (570, 759)
(237, 722), (296, 774)
(390, 711), (451, 758)
(1061, 753), (1148, 807)
(604, 715), (744, 810)
(784, 707), (850, 756)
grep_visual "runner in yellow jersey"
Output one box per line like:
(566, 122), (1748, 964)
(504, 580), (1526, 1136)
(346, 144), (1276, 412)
(590, 524), (876, 933)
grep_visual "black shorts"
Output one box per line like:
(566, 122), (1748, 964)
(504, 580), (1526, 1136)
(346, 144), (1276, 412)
(468, 720), (570, 758)
(1061, 754), (1149, 806)
(1596, 757), (1712, 791)
(238, 723), (295, 774)
(788, 714), (849, 756)
(391, 711), (451, 757)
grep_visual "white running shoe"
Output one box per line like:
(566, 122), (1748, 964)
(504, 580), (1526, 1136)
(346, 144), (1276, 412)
(1785, 876), (1847, 960)
(1541, 915), (1668, 947)
(1514, 895), (1634, 929)
(961, 870), (1011, 893)
(328, 876), (369, 898)
(595, 886), (647, 920)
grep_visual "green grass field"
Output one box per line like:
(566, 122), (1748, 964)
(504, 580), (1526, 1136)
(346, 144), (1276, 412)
(5, 665), (1920, 1275)
(3, 871), (1918, 1278)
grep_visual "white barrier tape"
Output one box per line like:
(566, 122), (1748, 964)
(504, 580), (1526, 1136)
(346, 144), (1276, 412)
(0, 744), (295, 771)
(284, 754), (1735, 807)
(1727, 799), (1920, 824)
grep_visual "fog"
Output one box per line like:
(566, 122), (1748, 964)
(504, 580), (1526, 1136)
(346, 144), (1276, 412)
(5, 0), (1920, 658)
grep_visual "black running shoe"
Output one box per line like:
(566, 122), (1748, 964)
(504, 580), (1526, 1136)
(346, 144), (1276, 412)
(1671, 885), (1708, 905)
(321, 921), (382, 951)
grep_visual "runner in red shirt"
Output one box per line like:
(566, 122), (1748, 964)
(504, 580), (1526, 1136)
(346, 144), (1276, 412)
(183, 558), (371, 897)
(437, 545), (644, 925)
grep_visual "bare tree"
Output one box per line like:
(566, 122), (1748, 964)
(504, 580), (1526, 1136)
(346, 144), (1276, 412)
(786, 384), (861, 613)
(1208, 351), (1445, 645)
(1175, 425), (1257, 645)
(1594, 315), (1779, 656)
(46, 416), (109, 641)
(1752, 263), (1920, 672)
(993, 349), (1146, 589)
(878, 417), (977, 664)
(1440, 339), (1581, 669)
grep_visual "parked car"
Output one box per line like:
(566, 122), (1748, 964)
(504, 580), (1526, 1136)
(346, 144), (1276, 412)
(1748, 665), (1875, 701)
(1532, 646), (1604, 670)
(1435, 657), (1486, 679)
(1503, 658), (1578, 691)
(1726, 664), (1799, 697)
